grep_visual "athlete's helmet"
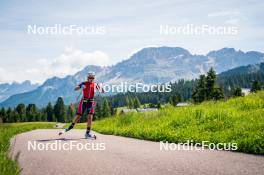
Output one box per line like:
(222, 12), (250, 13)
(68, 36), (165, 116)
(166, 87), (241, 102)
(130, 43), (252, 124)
(88, 71), (95, 78)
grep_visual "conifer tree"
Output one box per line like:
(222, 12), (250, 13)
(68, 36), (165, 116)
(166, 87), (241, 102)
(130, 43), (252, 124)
(54, 97), (65, 122)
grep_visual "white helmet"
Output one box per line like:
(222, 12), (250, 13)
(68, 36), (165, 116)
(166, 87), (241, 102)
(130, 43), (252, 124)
(88, 71), (95, 78)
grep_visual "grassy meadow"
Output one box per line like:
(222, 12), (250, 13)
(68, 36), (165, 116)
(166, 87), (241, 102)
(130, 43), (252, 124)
(84, 91), (264, 154)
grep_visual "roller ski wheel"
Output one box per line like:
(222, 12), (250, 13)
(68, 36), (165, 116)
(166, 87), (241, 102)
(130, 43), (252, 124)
(85, 132), (97, 140)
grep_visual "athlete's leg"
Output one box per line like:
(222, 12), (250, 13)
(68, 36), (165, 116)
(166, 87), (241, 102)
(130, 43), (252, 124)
(86, 114), (93, 134)
(73, 114), (82, 123)
(65, 114), (81, 131)
(66, 99), (84, 131)
(86, 100), (95, 134)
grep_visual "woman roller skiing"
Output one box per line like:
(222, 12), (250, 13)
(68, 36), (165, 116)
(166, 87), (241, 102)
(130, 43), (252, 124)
(59, 72), (104, 139)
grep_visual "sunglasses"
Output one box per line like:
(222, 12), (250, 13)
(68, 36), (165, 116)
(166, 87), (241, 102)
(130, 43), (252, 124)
(88, 77), (94, 79)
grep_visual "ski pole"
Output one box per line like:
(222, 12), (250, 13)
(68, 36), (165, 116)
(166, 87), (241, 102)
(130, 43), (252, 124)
(70, 86), (83, 111)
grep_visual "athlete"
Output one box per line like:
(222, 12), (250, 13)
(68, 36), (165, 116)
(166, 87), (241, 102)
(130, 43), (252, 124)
(59, 72), (104, 139)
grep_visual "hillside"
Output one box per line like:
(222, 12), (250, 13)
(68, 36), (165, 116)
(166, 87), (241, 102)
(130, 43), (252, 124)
(218, 62), (264, 90)
(219, 62), (264, 77)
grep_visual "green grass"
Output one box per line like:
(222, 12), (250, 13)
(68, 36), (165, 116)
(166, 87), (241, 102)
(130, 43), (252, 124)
(88, 91), (264, 155)
(0, 122), (55, 175)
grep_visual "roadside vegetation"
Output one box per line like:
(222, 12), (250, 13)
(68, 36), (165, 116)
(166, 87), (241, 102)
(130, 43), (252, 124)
(88, 91), (264, 155)
(0, 122), (55, 175)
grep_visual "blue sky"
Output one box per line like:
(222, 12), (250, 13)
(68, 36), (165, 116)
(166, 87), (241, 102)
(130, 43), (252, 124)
(0, 0), (263, 83)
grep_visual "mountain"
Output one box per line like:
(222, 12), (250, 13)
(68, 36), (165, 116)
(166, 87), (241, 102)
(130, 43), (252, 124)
(219, 62), (264, 77)
(103, 47), (195, 83)
(1, 46), (264, 108)
(102, 47), (264, 84)
(0, 66), (108, 108)
(0, 80), (38, 102)
(207, 48), (264, 72)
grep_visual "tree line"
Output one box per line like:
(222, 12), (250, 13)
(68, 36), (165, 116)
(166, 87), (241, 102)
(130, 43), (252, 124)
(0, 97), (116, 123)
(1, 67), (263, 123)
(105, 67), (264, 107)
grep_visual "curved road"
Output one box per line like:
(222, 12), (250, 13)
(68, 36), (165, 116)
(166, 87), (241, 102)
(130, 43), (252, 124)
(10, 129), (264, 175)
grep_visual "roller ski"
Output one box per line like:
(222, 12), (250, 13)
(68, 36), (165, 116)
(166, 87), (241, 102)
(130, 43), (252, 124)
(58, 123), (74, 135)
(58, 129), (68, 136)
(85, 131), (97, 140)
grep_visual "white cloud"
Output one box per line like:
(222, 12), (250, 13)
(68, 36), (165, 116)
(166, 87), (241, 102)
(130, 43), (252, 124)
(41, 47), (110, 77)
(207, 10), (245, 25)
(0, 67), (11, 83)
(0, 67), (29, 84)
(225, 18), (240, 25)
(207, 11), (241, 18)
(1, 47), (110, 83)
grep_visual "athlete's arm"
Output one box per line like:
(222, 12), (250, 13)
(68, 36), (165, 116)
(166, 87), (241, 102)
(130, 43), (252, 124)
(74, 86), (81, 91)
(75, 82), (85, 91)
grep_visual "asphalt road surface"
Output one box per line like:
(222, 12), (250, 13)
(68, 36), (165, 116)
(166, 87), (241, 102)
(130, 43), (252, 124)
(10, 129), (264, 175)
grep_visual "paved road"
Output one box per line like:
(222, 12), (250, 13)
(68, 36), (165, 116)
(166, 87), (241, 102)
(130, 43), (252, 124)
(10, 129), (264, 175)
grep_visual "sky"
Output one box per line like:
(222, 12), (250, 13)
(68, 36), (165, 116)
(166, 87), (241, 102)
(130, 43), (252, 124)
(0, 0), (263, 83)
